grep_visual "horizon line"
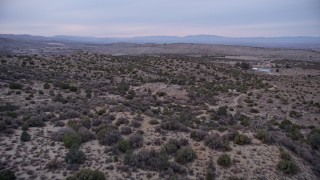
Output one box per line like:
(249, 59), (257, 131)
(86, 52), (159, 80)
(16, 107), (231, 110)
(1, 33), (320, 39)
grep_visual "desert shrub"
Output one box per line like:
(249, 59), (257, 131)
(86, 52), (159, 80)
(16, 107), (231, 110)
(162, 139), (182, 155)
(5, 112), (17, 118)
(130, 120), (141, 128)
(129, 134), (144, 148)
(117, 139), (131, 153)
(204, 134), (230, 151)
(80, 118), (91, 129)
(0, 121), (7, 132)
(0, 170), (16, 180)
(126, 89), (136, 99)
(206, 158), (216, 180)
(277, 160), (299, 175)
(120, 126), (132, 135)
(279, 149), (292, 161)
(307, 129), (320, 150)
(115, 117), (129, 126)
(217, 106), (228, 116)
(66, 169), (105, 180)
(43, 83), (50, 89)
(234, 133), (251, 145)
(156, 92), (166, 97)
(51, 127), (75, 141)
(289, 110), (302, 118)
(190, 129), (208, 141)
(54, 121), (65, 127)
(97, 109), (106, 116)
(65, 146), (86, 164)
(161, 119), (187, 131)
(217, 154), (231, 168)
(27, 116), (45, 127)
(21, 123), (29, 131)
(279, 120), (292, 130)
(117, 79), (129, 96)
(0, 103), (19, 112)
(53, 94), (68, 103)
(149, 119), (159, 125)
(78, 127), (95, 143)
(46, 158), (60, 169)
(288, 128), (303, 141)
(20, 131), (31, 142)
(255, 130), (273, 144)
(69, 86), (78, 92)
(175, 147), (196, 164)
(169, 162), (187, 174)
(9, 82), (23, 89)
(277, 149), (299, 175)
(97, 129), (121, 146)
(63, 131), (82, 148)
(250, 108), (259, 114)
(124, 149), (170, 171)
(67, 120), (83, 131)
(91, 119), (102, 126)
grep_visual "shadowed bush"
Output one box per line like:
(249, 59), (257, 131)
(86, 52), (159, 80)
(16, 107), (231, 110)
(63, 131), (82, 148)
(97, 129), (121, 146)
(124, 149), (170, 171)
(20, 130), (31, 142)
(217, 153), (231, 168)
(175, 147), (196, 164)
(66, 169), (105, 180)
(190, 129), (208, 141)
(65, 146), (86, 165)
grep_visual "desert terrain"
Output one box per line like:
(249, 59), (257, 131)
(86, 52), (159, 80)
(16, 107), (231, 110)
(0, 43), (320, 180)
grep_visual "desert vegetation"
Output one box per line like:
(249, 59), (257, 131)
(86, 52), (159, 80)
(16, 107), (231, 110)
(0, 49), (319, 179)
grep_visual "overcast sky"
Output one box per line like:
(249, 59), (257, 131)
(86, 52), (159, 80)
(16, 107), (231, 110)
(0, 0), (319, 37)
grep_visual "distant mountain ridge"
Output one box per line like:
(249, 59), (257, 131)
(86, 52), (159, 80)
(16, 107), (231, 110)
(1, 34), (320, 49)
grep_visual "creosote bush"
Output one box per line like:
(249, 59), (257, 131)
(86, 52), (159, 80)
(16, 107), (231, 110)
(255, 130), (273, 144)
(234, 133), (251, 145)
(20, 130), (31, 142)
(129, 134), (144, 148)
(63, 131), (82, 148)
(204, 134), (230, 151)
(117, 139), (131, 153)
(66, 169), (105, 180)
(277, 149), (299, 175)
(206, 158), (216, 180)
(0, 170), (16, 180)
(65, 146), (86, 165)
(9, 82), (23, 89)
(97, 129), (121, 146)
(175, 147), (196, 164)
(190, 129), (208, 141)
(124, 149), (170, 171)
(217, 153), (231, 168)
(307, 128), (320, 150)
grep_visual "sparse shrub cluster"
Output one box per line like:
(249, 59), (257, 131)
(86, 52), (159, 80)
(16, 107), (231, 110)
(255, 130), (273, 144)
(124, 149), (170, 171)
(204, 133), (231, 151)
(277, 149), (299, 175)
(190, 129), (208, 141)
(66, 169), (105, 180)
(97, 128), (121, 146)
